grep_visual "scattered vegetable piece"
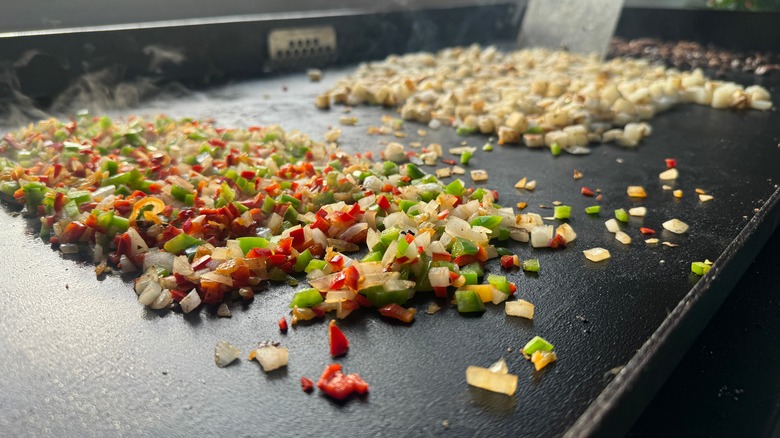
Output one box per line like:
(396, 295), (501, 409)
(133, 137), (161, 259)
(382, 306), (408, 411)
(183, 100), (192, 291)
(466, 360), (518, 396)
(301, 377), (315, 393)
(470, 169), (488, 182)
(659, 168), (679, 180)
(615, 209), (629, 223)
(645, 238), (660, 245)
(584, 248), (611, 262)
(639, 227), (655, 235)
(628, 207), (647, 217)
(426, 302), (441, 314)
(522, 258), (540, 272)
(505, 299), (534, 319)
(691, 261), (712, 275)
(665, 158), (677, 169)
(662, 218), (689, 234)
(328, 320), (349, 357)
(553, 205), (571, 220)
(214, 340), (241, 367)
(531, 350), (558, 371)
(250, 343), (289, 372)
(699, 194), (714, 202)
(317, 363), (369, 400)
(514, 177), (527, 189)
(522, 336), (554, 355)
(674, 189), (683, 198)
(585, 205), (600, 215)
(615, 231), (632, 245)
(581, 187), (595, 197)
(605, 218), (620, 233)
(378, 303), (417, 323)
(278, 316), (288, 333)
(627, 186), (647, 198)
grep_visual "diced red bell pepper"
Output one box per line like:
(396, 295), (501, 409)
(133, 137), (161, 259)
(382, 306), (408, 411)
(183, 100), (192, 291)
(115, 232), (133, 257)
(508, 282), (517, 295)
(300, 377), (314, 393)
(343, 265), (360, 292)
(500, 255), (520, 270)
(60, 221), (88, 243)
(378, 303), (416, 323)
(200, 282), (225, 305)
(581, 186), (595, 197)
(329, 271), (346, 290)
(328, 320), (349, 357)
(376, 194), (391, 210)
(354, 293), (372, 308)
(289, 227), (305, 246)
(432, 252), (452, 262)
(453, 254), (477, 266)
(329, 254), (345, 271)
(169, 289), (188, 302)
(312, 215), (330, 233)
(433, 286), (449, 298)
(316, 363), (369, 400)
(640, 227), (656, 235)
(278, 316), (288, 333)
(665, 158), (677, 169)
(549, 234), (567, 249)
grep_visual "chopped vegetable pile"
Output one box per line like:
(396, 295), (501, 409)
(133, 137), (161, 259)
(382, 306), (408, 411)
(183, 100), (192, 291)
(318, 45), (772, 153)
(0, 115), (573, 322)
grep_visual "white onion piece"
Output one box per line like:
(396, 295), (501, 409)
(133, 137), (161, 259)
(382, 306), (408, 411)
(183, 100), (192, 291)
(92, 243), (104, 264)
(138, 282), (162, 306)
(253, 345), (289, 372)
(615, 231), (632, 245)
(143, 250), (175, 273)
(629, 207), (647, 217)
(556, 223), (577, 243)
(605, 218), (620, 233)
(428, 267), (451, 288)
(530, 225), (553, 248)
(338, 223), (368, 243)
(583, 247), (611, 262)
(381, 240), (399, 267)
(663, 218), (689, 234)
(214, 340), (240, 367)
(311, 227), (328, 249)
(180, 289), (201, 313)
(217, 303), (232, 317)
(366, 228), (380, 251)
(150, 289), (173, 310)
(488, 358), (509, 374)
(490, 286), (509, 305)
(126, 227), (149, 257)
(509, 229), (530, 242)
(505, 300), (534, 319)
(659, 168), (679, 180)
(466, 365), (518, 396)
(201, 272), (233, 286)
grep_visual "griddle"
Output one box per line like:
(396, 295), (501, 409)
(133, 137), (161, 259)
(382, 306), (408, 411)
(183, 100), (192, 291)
(1, 6), (779, 437)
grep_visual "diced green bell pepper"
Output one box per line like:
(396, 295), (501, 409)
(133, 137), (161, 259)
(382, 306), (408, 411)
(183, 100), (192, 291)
(236, 236), (270, 255)
(163, 233), (204, 255)
(522, 259), (540, 272)
(455, 289), (485, 313)
(523, 336), (554, 354)
(487, 274), (510, 294)
(293, 249), (313, 272)
(469, 215), (503, 229)
(361, 284), (410, 307)
(304, 259), (328, 273)
(451, 238), (478, 258)
(289, 288), (324, 308)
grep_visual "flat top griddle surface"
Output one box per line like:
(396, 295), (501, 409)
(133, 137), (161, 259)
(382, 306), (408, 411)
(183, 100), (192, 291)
(1, 69), (778, 437)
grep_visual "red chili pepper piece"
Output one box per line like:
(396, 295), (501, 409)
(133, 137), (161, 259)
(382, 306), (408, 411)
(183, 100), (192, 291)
(328, 320), (349, 357)
(442, 159), (457, 165)
(378, 304), (416, 323)
(278, 316), (288, 333)
(581, 187), (595, 197)
(300, 377), (314, 393)
(317, 363), (369, 400)
(665, 158), (677, 169)
(500, 255), (517, 270)
(640, 227), (656, 235)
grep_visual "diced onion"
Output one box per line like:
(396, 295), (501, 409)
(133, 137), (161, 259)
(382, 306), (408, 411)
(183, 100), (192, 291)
(252, 345), (289, 372)
(615, 231), (632, 245)
(428, 267), (451, 288)
(143, 250), (175, 273)
(556, 223), (577, 243)
(583, 247), (611, 262)
(150, 289), (173, 310)
(214, 340), (240, 367)
(628, 207), (647, 217)
(530, 225), (553, 248)
(627, 186), (647, 198)
(138, 281), (162, 306)
(604, 218), (620, 233)
(505, 300), (534, 319)
(659, 168), (679, 180)
(662, 218), (689, 234)
(466, 365), (518, 396)
(201, 271), (233, 286)
(179, 289), (202, 313)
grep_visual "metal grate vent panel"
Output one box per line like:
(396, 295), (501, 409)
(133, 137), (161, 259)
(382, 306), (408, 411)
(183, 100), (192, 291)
(268, 26), (336, 69)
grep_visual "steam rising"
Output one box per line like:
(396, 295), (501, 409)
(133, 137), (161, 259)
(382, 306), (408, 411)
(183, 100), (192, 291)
(0, 44), (189, 129)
